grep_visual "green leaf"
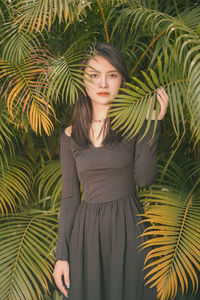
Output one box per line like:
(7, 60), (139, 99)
(138, 161), (200, 300)
(0, 157), (32, 216)
(0, 53), (55, 135)
(13, 0), (90, 32)
(0, 212), (58, 300)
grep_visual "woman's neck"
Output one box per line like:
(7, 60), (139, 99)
(92, 104), (110, 121)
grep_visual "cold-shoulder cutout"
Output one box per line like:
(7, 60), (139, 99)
(64, 126), (72, 137)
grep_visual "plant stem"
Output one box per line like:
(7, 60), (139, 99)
(172, 0), (181, 20)
(130, 29), (167, 75)
(96, 0), (110, 43)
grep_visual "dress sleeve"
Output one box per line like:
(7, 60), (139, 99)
(55, 133), (81, 261)
(134, 120), (161, 188)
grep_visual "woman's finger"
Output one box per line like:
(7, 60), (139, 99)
(156, 87), (169, 120)
(63, 266), (70, 290)
(53, 261), (69, 297)
(146, 88), (169, 120)
(54, 274), (69, 297)
(157, 87), (169, 104)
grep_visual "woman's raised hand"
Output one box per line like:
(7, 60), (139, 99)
(53, 260), (70, 297)
(146, 87), (169, 120)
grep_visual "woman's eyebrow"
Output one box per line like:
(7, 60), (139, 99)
(86, 69), (119, 73)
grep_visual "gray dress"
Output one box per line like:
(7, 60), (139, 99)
(56, 120), (161, 300)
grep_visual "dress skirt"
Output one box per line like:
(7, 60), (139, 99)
(64, 193), (157, 300)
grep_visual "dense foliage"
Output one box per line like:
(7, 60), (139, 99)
(0, 0), (199, 299)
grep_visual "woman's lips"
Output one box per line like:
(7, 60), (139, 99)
(97, 92), (110, 97)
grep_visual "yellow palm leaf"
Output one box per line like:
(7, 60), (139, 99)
(0, 53), (55, 135)
(13, 0), (90, 32)
(139, 186), (200, 300)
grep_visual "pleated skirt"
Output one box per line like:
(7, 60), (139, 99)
(64, 194), (157, 300)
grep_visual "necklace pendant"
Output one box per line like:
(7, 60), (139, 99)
(91, 118), (106, 123)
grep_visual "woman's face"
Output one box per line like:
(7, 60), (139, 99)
(83, 55), (122, 107)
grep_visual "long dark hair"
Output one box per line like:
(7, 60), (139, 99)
(71, 42), (130, 146)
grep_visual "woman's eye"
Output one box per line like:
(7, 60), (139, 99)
(109, 73), (117, 78)
(91, 73), (98, 79)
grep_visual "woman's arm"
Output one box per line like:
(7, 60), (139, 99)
(56, 131), (81, 261)
(134, 120), (161, 188)
(53, 130), (81, 297)
(134, 87), (169, 187)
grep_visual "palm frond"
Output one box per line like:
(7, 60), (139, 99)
(109, 4), (175, 39)
(12, 0), (90, 32)
(101, 0), (128, 4)
(156, 160), (187, 189)
(0, 0), (10, 24)
(186, 59), (200, 146)
(0, 100), (15, 169)
(138, 161), (200, 300)
(45, 290), (62, 300)
(109, 52), (188, 141)
(0, 4), (4, 23)
(179, 7), (200, 31)
(0, 212), (57, 300)
(111, 5), (200, 40)
(0, 156), (32, 216)
(35, 160), (61, 210)
(0, 21), (42, 64)
(47, 47), (87, 104)
(172, 32), (200, 146)
(109, 5), (200, 75)
(182, 160), (200, 194)
(0, 52), (55, 135)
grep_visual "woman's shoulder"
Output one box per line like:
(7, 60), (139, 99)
(64, 125), (72, 137)
(60, 126), (72, 144)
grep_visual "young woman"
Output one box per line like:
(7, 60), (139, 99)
(53, 43), (169, 300)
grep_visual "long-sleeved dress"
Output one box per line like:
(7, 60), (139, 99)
(56, 120), (161, 300)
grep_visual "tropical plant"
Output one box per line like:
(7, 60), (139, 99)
(0, 0), (200, 299)
(139, 160), (200, 300)
(0, 212), (57, 300)
(45, 290), (63, 300)
(0, 156), (32, 215)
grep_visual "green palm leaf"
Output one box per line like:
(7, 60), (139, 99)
(109, 52), (188, 141)
(181, 160), (200, 194)
(110, 5), (200, 42)
(12, 0), (90, 32)
(35, 160), (62, 210)
(0, 53), (55, 135)
(109, 4), (175, 41)
(101, 0), (128, 4)
(0, 21), (42, 63)
(47, 47), (86, 104)
(0, 100), (15, 169)
(186, 60), (200, 146)
(0, 0), (10, 24)
(0, 2), (4, 23)
(110, 5), (200, 74)
(45, 290), (62, 300)
(0, 157), (32, 216)
(0, 212), (57, 300)
(138, 162), (200, 300)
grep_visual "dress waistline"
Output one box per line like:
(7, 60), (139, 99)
(82, 191), (136, 206)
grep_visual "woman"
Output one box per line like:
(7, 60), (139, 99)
(53, 43), (169, 300)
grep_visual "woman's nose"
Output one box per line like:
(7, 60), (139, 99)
(99, 75), (108, 88)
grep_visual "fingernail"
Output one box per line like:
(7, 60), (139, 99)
(67, 284), (70, 289)
(157, 88), (160, 91)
